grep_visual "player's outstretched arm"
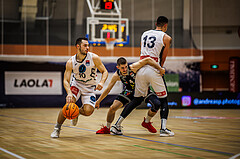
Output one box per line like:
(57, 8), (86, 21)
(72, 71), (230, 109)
(92, 54), (108, 91)
(130, 57), (165, 76)
(63, 59), (74, 103)
(95, 72), (119, 109)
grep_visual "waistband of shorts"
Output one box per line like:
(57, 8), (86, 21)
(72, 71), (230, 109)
(140, 55), (158, 62)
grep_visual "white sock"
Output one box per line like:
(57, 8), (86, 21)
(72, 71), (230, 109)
(145, 116), (152, 123)
(161, 118), (167, 130)
(115, 116), (124, 126)
(106, 122), (111, 129)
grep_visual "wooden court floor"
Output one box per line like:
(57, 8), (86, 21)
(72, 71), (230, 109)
(0, 108), (239, 159)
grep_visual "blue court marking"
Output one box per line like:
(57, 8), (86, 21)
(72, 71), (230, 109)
(121, 135), (233, 156)
(0, 114), (234, 156)
(0, 115), (96, 132)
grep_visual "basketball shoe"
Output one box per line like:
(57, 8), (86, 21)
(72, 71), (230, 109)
(51, 128), (61, 138)
(96, 126), (110, 134)
(110, 125), (123, 135)
(141, 117), (157, 133)
(71, 116), (78, 126)
(160, 128), (174, 137)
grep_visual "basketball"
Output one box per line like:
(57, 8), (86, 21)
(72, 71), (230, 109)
(62, 103), (79, 119)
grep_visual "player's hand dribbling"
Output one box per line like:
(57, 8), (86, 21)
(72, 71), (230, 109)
(66, 94), (74, 103)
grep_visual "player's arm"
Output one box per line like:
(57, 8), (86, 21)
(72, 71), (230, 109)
(63, 59), (74, 103)
(130, 57), (165, 76)
(95, 72), (120, 109)
(161, 34), (172, 67)
(92, 54), (108, 91)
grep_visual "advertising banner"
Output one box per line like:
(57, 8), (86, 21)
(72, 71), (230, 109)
(5, 71), (62, 95)
(229, 57), (240, 92)
(165, 74), (179, 92)
(167, 92), (240, 108)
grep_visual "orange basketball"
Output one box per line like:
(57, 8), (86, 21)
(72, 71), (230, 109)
(62, 103), (79, 119)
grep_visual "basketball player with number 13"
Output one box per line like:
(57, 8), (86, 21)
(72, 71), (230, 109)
(51, 38), (108, 138)
(111, 16), (174, 137)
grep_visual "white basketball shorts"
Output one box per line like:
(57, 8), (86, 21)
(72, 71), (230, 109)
(134, 66), (167, 98)
(70, 79), (96, 107)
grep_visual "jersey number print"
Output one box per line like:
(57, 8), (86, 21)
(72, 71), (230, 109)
(143, 36), (156, 48)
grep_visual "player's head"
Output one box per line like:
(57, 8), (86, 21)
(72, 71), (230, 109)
(75, 37), (89, 55)
(117, 57), (128, 75)
(156, 16), (168, 32)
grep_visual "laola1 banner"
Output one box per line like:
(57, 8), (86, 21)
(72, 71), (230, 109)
(5, 71), (62, 95)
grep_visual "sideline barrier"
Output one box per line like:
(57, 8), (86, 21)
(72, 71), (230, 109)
(0, 60), (239, 108)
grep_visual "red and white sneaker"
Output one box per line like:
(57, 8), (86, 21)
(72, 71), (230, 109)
(96, 126), (110, 134)
(141, 117), (157, 133)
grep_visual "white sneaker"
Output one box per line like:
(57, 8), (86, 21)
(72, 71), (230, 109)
(51, 128), (61, 138)
(160, 128), (174, 137)
(110, 125), (123, 135)
(71, 116), (78, 126)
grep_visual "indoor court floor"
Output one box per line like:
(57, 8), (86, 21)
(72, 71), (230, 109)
(0, 108), (239, 159)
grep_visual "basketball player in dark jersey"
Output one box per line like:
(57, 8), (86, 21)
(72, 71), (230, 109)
(95, 57), (165, 134)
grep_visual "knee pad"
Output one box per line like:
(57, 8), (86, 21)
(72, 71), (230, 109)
(145, 94), (161, 112)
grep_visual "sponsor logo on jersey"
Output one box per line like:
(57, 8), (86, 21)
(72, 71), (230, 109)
(86, 60), (90, 66)
(156, 91), (166, 96)
(130, 72), (135, 78)
(79, 64), (86, 73)
(70, 86), (79, 97)
(90, 96), (96, 102)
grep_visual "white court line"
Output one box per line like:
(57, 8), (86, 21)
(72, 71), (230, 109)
(229, 153), (240, 159)
(0, 147), (26, 159)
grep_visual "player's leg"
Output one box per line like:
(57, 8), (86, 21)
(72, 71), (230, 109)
(150, 74), (174, 137)
(97, 91), (133, 134)
(159, 97), (174, 136)
(111, 69), (148, 135)
(79, 104), (95, 116)
(71, 84), (96, 126)
(107, 100), (123, 124)
(107, 93), (132, 125)
(51, 97), (77, 138)
(71, 95), (95, 128)
(141, 93), (160, 133)
(96, 100), (123, 134)
(110, 97), (144, 135)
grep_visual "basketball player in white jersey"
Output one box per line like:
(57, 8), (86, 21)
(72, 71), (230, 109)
(51, 38), (108, 138)
(111, 16), (174, 137)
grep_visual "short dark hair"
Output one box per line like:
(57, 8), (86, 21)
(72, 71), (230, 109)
(156, 16), (168, 27)
(75, 37), (88, 46)
(117, 57), (127, 66)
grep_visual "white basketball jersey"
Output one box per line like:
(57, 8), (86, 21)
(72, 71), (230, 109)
(140, 30), (166, 63)
(71, 52), (97, 85)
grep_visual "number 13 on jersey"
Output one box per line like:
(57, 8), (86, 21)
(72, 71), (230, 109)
(143, 36), (156, 48)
